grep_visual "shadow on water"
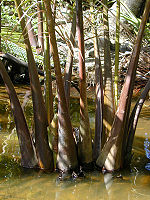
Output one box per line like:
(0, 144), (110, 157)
(0, 86), (150, 199)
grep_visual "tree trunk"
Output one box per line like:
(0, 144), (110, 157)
(14, 0), (54, 171)
(76, 0), (92, 166)
(96, 0), (150, 171)
(44, 0), (78, 172)
(0, 60), (37, 168)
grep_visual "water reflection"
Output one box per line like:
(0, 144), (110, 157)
(145, 163), (150, 171)
(0, 104), (14, 132)
(144, 133), (150, 171)
(0, 86), (150, 199)
(0, 127), (15, 155)
(104, 173), (113, 192)
(0, 166), (150, 199)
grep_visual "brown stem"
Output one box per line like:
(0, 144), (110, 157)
(14, 0), (54, 170)
(96, 0), (150, 171)
(0, 60), (37, 168)
(44, 0), (78, 172)
(124, 79), (150, 167)
(64, 10), (76, 109)
(76, 0), (92, 165)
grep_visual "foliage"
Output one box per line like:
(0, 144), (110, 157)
(121, 0), (150, 44)
(2, 1), (19, 30)
(2, 39), (27, 61)
(1, 0), (44, 64)
(1, 38), (44, 65)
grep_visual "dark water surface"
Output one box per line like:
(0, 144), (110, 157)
(0, 86), (150, 200)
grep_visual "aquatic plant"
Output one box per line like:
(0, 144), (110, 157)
(0, 0), (149, 176)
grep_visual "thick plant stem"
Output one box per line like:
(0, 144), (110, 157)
(93, 29), (103, 161)
(26, 17), (38, 48)
(14, 0), (54, 171)
(64, 9), (76, 109)
(43, 11), (54, 125)
(37, 0), (44, 53)
(76, 0), (92, 165)
(114, 0), (120, 109)
(44, 0), (78, 172)
(96, 0), (150, 171)
(121, 0), (150, 164)
(124, 79), (150, 167)
(90, 5), (103, 161)
(102, 0), (115, 143)
(0, 60), (37, 168)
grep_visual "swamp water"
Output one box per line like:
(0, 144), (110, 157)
(0, 86), (150, 200)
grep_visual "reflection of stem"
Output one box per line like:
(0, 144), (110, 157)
(104, 173), (113, 197)
(132, 188), (150, 197)
(21, 90), (31, 111)
(133, 167), (139, 186)
(132, 167), (150, 197)
(0, 127), (16, 155)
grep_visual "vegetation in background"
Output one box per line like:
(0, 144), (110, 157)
(120, 0), (150, 43)
(114, 0), (120, 108)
